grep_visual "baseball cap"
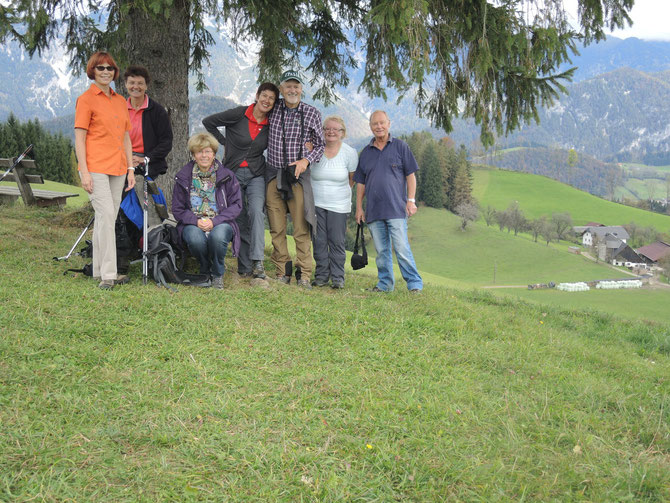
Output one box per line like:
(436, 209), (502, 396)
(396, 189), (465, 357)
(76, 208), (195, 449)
(280, 70), (304, 85)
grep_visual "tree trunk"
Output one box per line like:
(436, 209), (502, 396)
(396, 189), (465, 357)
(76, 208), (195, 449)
(122, 0), (190, 206)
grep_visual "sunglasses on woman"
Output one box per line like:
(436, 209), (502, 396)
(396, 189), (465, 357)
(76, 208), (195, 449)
(95, 65), (115, 72)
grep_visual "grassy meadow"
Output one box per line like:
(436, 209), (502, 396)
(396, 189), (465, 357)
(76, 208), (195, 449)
(472, 166), (670, 231)
(405, 207), (670, 325)
(495, 287), (670, 325)
(1, 205), (669, 502)
(622, 163), (670, 175)
(409, 208), (623, 287)
(621, 177), (667, 201)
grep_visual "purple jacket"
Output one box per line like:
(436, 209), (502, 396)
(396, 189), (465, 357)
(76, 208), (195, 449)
(172, 159), (242, 257)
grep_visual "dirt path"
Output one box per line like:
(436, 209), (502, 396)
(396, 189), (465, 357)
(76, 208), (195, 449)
(481, 285), (528, 289)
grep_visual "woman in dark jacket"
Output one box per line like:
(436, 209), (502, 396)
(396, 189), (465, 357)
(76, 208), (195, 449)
(124, 65), (173, 179)
(202, 82), (279, 280)
(172, 132), (242, 289)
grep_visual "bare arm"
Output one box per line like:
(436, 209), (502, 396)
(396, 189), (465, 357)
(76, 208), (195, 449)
(355, 183), (366, 224)
(124, 132), (135, 190)
(74, 128), (92, 193)
(406, 173), (417, 217)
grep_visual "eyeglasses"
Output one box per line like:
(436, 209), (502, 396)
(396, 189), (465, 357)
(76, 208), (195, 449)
(95, 65), (115, 72)
(323, 127), (344, 132)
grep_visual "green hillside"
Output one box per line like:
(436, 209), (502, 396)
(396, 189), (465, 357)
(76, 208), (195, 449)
(472, 166), (670, 231)
(409, 208), (619, 287)
(622, 162), (670, 174)
(622, 177), (663, 200)
(496, 286), (670, 325)
(1, 205), (669, 502)
(406, 209), (669, 324)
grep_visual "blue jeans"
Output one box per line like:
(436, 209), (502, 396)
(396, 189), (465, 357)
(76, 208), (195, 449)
(182, 223), (233, 277)
(367, 219), (423, 291)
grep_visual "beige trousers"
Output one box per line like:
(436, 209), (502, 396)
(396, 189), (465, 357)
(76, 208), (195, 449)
(266, 179), (312, 278)
(88, 172), (126, 280)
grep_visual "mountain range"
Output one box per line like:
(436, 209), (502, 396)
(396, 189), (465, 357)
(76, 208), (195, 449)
(3, 33), (670, 164)
(450, 66), (670, 165)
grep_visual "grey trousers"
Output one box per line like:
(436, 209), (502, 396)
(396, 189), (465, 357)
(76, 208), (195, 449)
(313, 206), (348, 283)
(235, 167), (266, 274)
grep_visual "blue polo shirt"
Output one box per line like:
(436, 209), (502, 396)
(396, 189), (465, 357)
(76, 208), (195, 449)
(353, 135), (419, 222)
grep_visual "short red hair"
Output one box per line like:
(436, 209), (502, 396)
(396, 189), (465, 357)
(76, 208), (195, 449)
(86, 52), (120, 81)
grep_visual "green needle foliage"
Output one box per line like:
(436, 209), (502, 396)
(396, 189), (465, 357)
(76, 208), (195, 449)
(1, 203), (668, 502)
(0, 0), (635, 176)
(0, 114), (75, 185)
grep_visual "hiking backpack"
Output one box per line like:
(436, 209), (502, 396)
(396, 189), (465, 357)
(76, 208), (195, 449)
(145, 224), (211, 290)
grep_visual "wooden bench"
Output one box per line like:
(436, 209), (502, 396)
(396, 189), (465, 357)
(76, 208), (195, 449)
(0, 158), (79, 208)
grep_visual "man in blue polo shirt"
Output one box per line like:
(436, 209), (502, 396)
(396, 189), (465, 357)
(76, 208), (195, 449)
(354, 110), (423, 292)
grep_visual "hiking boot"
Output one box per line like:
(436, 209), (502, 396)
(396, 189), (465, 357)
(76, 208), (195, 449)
(98, 279), (114, 290)
(297, 279), (312, 289)
(331, 280), (344, 289)
(311, 278), (328, 287)
(238, 270), (253, 278)
(367, 286), (387, 293)
(114, 274), (130, 285)
(276, 275), (291, 284)
(409, 288), (422, 294)
(252, 260), (266, 279)
(211, 276), (224, 289)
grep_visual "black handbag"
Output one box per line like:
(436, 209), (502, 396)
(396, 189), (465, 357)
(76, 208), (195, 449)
(350, 223), (368, 270)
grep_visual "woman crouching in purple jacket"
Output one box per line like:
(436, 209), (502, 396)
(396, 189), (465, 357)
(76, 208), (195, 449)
(172, 132), (242, 289)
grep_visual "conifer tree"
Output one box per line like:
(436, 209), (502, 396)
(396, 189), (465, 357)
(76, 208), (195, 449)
(435, 143), (452, 208)
(0, 115), (74, 184)
(1, 0), (635, 198)
(448, 146), (473, 211)
(419, 143), (447, 208)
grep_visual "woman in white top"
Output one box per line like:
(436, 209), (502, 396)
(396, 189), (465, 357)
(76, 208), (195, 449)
(310, 116), (358, 288)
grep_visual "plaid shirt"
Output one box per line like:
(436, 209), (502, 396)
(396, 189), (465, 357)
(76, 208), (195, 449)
(267, 99), (325, 169)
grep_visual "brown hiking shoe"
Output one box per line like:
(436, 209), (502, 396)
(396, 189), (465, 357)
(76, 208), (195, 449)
(98, 279), (114, 290)
(297, 279), (312, 289)
(114, 275), (130, 285)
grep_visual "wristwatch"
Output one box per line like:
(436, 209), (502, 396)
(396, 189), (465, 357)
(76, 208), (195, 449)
(408, 198), (416, 203)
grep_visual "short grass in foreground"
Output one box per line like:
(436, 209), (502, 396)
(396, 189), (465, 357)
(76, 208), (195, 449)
(1, 206), (669, 501)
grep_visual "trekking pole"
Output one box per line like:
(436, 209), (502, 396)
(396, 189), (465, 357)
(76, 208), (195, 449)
(142, 156), (150, 285)
(0, 144), (34, 182)
(53, 216), (94, 261)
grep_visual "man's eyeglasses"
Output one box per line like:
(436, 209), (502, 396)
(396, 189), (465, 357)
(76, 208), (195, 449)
(323, 127), (343, 132)
(95, 65), (115, 72)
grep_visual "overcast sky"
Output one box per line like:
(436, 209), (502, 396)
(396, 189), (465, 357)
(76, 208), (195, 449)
(565, 0), (670, 41)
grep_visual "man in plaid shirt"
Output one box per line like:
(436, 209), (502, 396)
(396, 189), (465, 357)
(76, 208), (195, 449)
(266, 70), (325, 287)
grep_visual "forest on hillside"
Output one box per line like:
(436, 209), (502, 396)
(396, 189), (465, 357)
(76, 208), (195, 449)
(0, 114), (76, 185)
(483, 147), (622, 198)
